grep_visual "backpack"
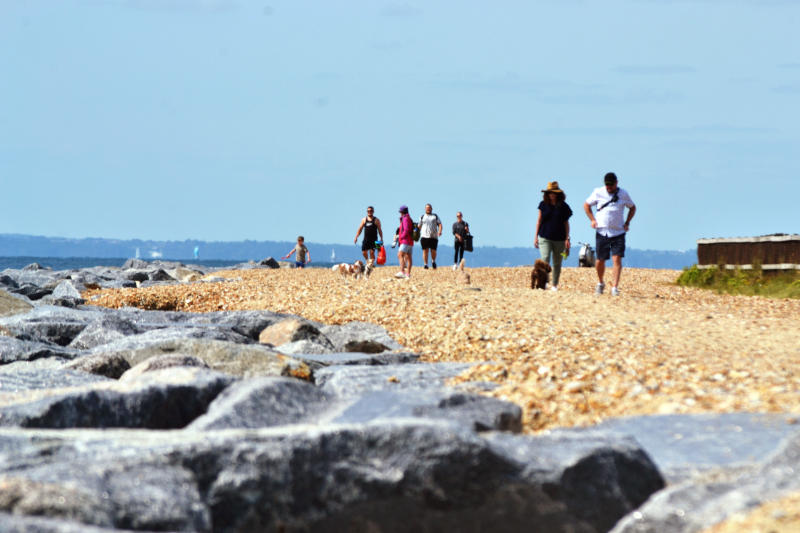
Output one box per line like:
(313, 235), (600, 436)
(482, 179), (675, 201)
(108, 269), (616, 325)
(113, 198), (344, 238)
(412, 223), (421, 242)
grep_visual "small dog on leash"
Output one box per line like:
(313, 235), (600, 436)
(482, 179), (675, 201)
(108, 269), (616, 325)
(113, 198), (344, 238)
(455, 258), (471, 285)
(531, 259), (551, 289)
(363, 258), (374, 280)
(332, 260), (366, 280)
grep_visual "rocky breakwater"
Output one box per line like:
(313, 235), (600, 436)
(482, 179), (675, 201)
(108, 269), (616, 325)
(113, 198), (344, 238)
(0, 260), (796, 532)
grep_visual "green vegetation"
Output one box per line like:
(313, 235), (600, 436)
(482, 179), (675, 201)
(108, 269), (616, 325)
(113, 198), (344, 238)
(677, 264), (800, 299)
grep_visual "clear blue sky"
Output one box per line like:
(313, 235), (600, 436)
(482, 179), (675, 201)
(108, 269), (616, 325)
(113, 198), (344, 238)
(2, 1), (798, 251)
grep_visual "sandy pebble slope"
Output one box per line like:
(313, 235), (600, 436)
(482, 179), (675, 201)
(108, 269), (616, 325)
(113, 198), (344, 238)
(85, 265), (800, 434)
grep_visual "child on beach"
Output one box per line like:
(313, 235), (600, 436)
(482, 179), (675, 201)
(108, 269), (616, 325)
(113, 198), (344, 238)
(282, 236), (311, 268)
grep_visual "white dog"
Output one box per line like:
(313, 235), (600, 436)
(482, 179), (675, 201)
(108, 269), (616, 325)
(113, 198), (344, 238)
(332, 260), (365, 280)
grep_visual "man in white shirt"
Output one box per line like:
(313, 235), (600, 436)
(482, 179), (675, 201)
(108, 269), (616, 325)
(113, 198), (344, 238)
(419, 203), (443, 269)
(583, 172), (636, 296)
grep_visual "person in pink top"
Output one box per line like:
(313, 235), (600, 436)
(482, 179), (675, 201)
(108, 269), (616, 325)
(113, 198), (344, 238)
(395, 205), (414, 279)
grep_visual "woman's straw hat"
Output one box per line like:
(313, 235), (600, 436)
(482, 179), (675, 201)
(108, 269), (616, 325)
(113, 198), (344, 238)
(541, 181), (563, 194)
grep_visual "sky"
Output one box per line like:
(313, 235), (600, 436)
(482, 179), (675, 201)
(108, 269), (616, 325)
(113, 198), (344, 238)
(1, 0), (798, 252)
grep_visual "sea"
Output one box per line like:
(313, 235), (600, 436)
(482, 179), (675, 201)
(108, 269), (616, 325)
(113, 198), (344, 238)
(0, 257), (339, 272)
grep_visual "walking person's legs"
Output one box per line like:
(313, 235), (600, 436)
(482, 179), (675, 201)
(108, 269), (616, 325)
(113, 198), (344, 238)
(611, 255), (623, 288)
(396, 249), (405, 277)
(454, 240), (464, 265)
(595, 233), (609, 294)
(608, 233), (625, 295)
(539, 237), (554, 264)
(550, 240), (565, 287)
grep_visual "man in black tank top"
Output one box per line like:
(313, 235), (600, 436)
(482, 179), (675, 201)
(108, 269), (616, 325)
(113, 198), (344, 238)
(354, 206), (384, 262)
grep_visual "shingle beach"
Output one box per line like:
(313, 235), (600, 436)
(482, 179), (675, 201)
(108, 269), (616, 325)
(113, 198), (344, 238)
(86, 265), (800, 434)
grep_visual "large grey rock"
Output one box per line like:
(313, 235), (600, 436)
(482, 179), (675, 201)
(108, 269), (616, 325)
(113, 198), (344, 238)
(77, 307), (281, 341)
(0, 337), (79, 364)
(0, 289), (33, 318)
(0, 367), (111, 392)
(276, 338), (336, 355)
(91, 336), (310, 379)
(0, 367), (233, 429)
(0, 460), (209, 531)
(50, 280), (83, 300)
(122, 269), (148, 282)
(489, 429), (666, 533)
(187, 376), (332, 430)
(67, 314), (141, 350)
(148, 268), (175, 282)
(121, 258), (150, 270)
(293, 350), (421, 367)
(0, 419), (663, 533)
(97, 279), (137, 289)
(612, 429), (800, 533)
(0, 306), (102, 346)
(320, 321), (404, 353)
(119, 353), (209, 382)
(0, 275), (19, 289)
(329, 389), (522, 432)
(89, 325), (254, 353)
(596, 413), (800, 483)
(8, 283), (52, 301)
(64, 353), (131, 379)
(258, 317), (331, 347)
(0, 513), (121, 533)
(185, 309), (285, 341)
(258, 256), (280, 268)
(314, 362), (475, 397)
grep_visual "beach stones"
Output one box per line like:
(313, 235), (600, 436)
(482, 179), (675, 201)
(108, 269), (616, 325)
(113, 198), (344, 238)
(0, 259), (794, 532)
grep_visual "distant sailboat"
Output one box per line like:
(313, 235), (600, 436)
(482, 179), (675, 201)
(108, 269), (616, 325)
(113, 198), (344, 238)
(135, 247), (141, 259)
(193, 246), (200, 260)
(330, 248), (336, 262)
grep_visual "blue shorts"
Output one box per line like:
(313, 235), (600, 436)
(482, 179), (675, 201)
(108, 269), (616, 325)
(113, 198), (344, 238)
(295, 261), (306, 268)
(398, 243), (413, 254)
(596, 233), (626, 260)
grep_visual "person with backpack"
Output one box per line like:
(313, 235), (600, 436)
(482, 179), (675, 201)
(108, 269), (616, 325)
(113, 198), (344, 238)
(452, 211), (470, 270)
(583, 172), (637, 296)
(418, 203), (443, 269)
(395, 205), (414, 279)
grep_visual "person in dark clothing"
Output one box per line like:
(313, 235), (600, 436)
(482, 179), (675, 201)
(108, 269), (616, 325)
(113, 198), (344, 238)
(534, 181), (573, 290)
(452, 212), (470, 270)
(354, 206), (384, 262)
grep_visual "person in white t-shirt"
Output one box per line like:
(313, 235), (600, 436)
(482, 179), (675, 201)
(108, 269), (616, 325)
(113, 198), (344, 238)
(418, 203), (443, 269)
(583, 172), (636, 296)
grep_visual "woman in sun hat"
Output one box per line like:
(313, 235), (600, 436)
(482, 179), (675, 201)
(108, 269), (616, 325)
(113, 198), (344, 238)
(534, 181), (573, 290)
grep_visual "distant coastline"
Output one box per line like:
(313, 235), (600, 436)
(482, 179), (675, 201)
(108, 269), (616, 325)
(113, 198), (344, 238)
(0, 234), (697, 270)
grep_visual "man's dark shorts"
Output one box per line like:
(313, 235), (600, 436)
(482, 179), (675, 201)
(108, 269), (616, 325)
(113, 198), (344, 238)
(420, 237), (438, 251)
(361, 240), (376, 252)
(596, 232), (626, 260)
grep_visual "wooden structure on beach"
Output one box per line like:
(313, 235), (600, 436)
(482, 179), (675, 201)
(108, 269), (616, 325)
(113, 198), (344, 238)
(696, 234), (800, 271)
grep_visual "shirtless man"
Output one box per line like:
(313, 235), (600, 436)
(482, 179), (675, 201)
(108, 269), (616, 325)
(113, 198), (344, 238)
(354, 206), (384, 262)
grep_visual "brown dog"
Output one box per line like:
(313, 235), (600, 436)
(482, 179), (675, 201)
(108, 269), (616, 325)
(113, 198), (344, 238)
(531, 259), (551, 289)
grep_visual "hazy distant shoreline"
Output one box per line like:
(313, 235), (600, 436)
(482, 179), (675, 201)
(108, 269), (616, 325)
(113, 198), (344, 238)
(0, 234), (697, 270)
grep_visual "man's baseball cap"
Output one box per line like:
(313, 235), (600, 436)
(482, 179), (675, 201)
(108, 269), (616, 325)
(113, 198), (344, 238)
(398, 205), (408, 213)
(604, 172), (618, 185)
